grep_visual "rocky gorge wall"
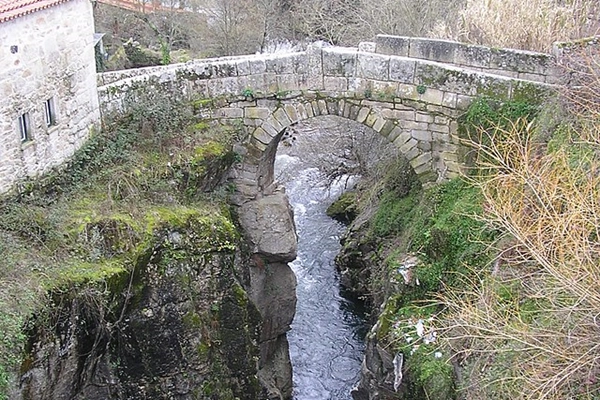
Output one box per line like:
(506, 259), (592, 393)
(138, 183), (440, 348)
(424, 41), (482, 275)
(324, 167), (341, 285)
(8, 101), (299, 399)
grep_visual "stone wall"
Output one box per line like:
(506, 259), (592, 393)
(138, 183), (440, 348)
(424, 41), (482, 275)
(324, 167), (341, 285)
(0, 0), (100, 194)
(374, 35), (558, 84)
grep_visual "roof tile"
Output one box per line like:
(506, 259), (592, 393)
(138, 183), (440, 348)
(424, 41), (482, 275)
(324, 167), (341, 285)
(0, 0), (74, 23)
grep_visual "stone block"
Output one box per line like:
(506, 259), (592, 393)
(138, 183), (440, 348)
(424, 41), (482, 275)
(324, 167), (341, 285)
(373, 117), (386, 133)
(393, 129), (412, 147)
(411, 130), (432, 141)
(292, 53), (309, 75)
(305, 102), (315, 118)
(389, 57), (416, 83)
(284, 104), (299, 123)
(365, 111), (378, 127)
(488, 48), (552, 74)
(261, 121), (280, 138)
(473, 76), (512, 100)
(273, 108), (292, 127)
(440, 151), (459, 162)
(415, 113), (434, 123)
(236, 59), (252, 76)
(324, 76), (349, 91)
(296, 103), (309, 120)
(265, 116), (284, 134)
(342, 101), (352, 118)
(326, 100), (339, 115)
(399, 137), (418, 153)
(404, 145), (420, 161)
(245, 107), (271, 120)
(442, 92), (457, 108)
(357, 53), (390, 80)
(265, 73), (279, 93)
(310, 100), (321, 116)
(349, 105), (361, 120)
(409, 38), (458, 64)
(375, 34), (410, 56)
(429, 123), (450, 133)
(432, 132), (451, 143)
(454, 44), (491, 68)
(382, 109), (415, 120)
(355, 107), (370, 123)
(401, 120), (428, 130)
(388, 126), (401, 142)
(215, 107), (244, 119)
(245, 74), (266, 92)
(318, 100), (328, 115)
(434, 116), (449, 124)
(212, 62), (238, 78)
(417, 87), (444, 106)
(417, 141), (431, 151)
(456, 95), (473, 110)
(249, 58), (267, 75)
(253, 127), (273, 145)
(413, 161), (432, 175)
(410, 151), (433, 169)
(277, 74), (300, 91)
(250, 136), (268, 152)
(397, 84), (418, 100)
(265, 54), (296, 74)
(322, 48), (357, 77)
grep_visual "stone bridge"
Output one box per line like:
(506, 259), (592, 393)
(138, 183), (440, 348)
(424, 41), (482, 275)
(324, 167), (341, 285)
(97, 35), (554, 198)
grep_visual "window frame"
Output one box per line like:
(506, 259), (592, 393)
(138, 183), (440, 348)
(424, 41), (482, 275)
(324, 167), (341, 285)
(18, 113), (31, 143)
(44, 97), (57, 127)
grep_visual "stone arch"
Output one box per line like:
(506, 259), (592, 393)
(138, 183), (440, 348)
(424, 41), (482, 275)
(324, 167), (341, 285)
(230, 95), (461, 201)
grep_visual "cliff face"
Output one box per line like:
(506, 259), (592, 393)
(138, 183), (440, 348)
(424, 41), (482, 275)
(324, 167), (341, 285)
(15, 191), (299, 400)
(18, 211), (264, 400)
(10, 173), (300, 400)
(332, 160), (483, 400)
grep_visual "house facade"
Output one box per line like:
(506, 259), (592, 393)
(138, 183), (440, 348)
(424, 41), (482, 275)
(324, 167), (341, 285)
(0, 0), (100, 194)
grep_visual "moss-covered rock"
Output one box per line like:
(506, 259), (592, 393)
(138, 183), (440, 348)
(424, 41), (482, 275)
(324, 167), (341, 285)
(326, 191), (358, 224)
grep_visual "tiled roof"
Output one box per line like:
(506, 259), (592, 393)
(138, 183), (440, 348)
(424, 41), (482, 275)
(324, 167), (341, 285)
(0, 0), (74, 23)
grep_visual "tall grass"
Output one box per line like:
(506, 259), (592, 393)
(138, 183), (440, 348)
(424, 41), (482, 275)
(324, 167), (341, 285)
(432, 0), (599, 52)
(440, 50), (600, 399)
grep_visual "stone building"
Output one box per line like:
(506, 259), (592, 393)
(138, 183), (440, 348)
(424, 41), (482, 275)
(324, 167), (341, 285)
(0, 0), (100, 194)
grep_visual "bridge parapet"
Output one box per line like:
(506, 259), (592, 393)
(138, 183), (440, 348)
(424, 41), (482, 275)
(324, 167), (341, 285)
(373, 35), (558, 84)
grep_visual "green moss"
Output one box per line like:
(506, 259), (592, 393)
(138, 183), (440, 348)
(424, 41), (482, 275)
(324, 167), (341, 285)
(42, 260), (126, 289)
(458, 96), (540, 152)
(232, 283), (248, 308)
(326, 191), (357, 224)
(371, 188), (420, 237)
(183, 311), (203, 329)
(511, 81), (553, 104)
(406, 346), (455, 400)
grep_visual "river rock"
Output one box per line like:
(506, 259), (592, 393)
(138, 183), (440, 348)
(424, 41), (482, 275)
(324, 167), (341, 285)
(237, 189), (298, 399)
(238, 190), (298, 263)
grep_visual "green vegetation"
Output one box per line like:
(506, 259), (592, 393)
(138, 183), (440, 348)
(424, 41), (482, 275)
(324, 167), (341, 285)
(0, 90), (243, 398)
(354, 97), (550, 399)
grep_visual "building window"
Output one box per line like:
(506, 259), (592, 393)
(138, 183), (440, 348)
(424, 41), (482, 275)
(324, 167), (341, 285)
(18, 113), (31, 142)
(44, 97), (57, 127)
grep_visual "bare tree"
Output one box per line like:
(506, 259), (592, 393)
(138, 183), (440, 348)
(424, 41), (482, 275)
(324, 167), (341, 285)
(290, 0), (362, 45)
(357, 0), (465, 38)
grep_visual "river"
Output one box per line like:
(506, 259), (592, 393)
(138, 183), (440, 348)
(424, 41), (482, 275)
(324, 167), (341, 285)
(274, 122), (369, 400)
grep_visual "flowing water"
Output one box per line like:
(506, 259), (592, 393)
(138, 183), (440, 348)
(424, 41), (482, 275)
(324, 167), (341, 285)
(275, 151), (368, 400)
